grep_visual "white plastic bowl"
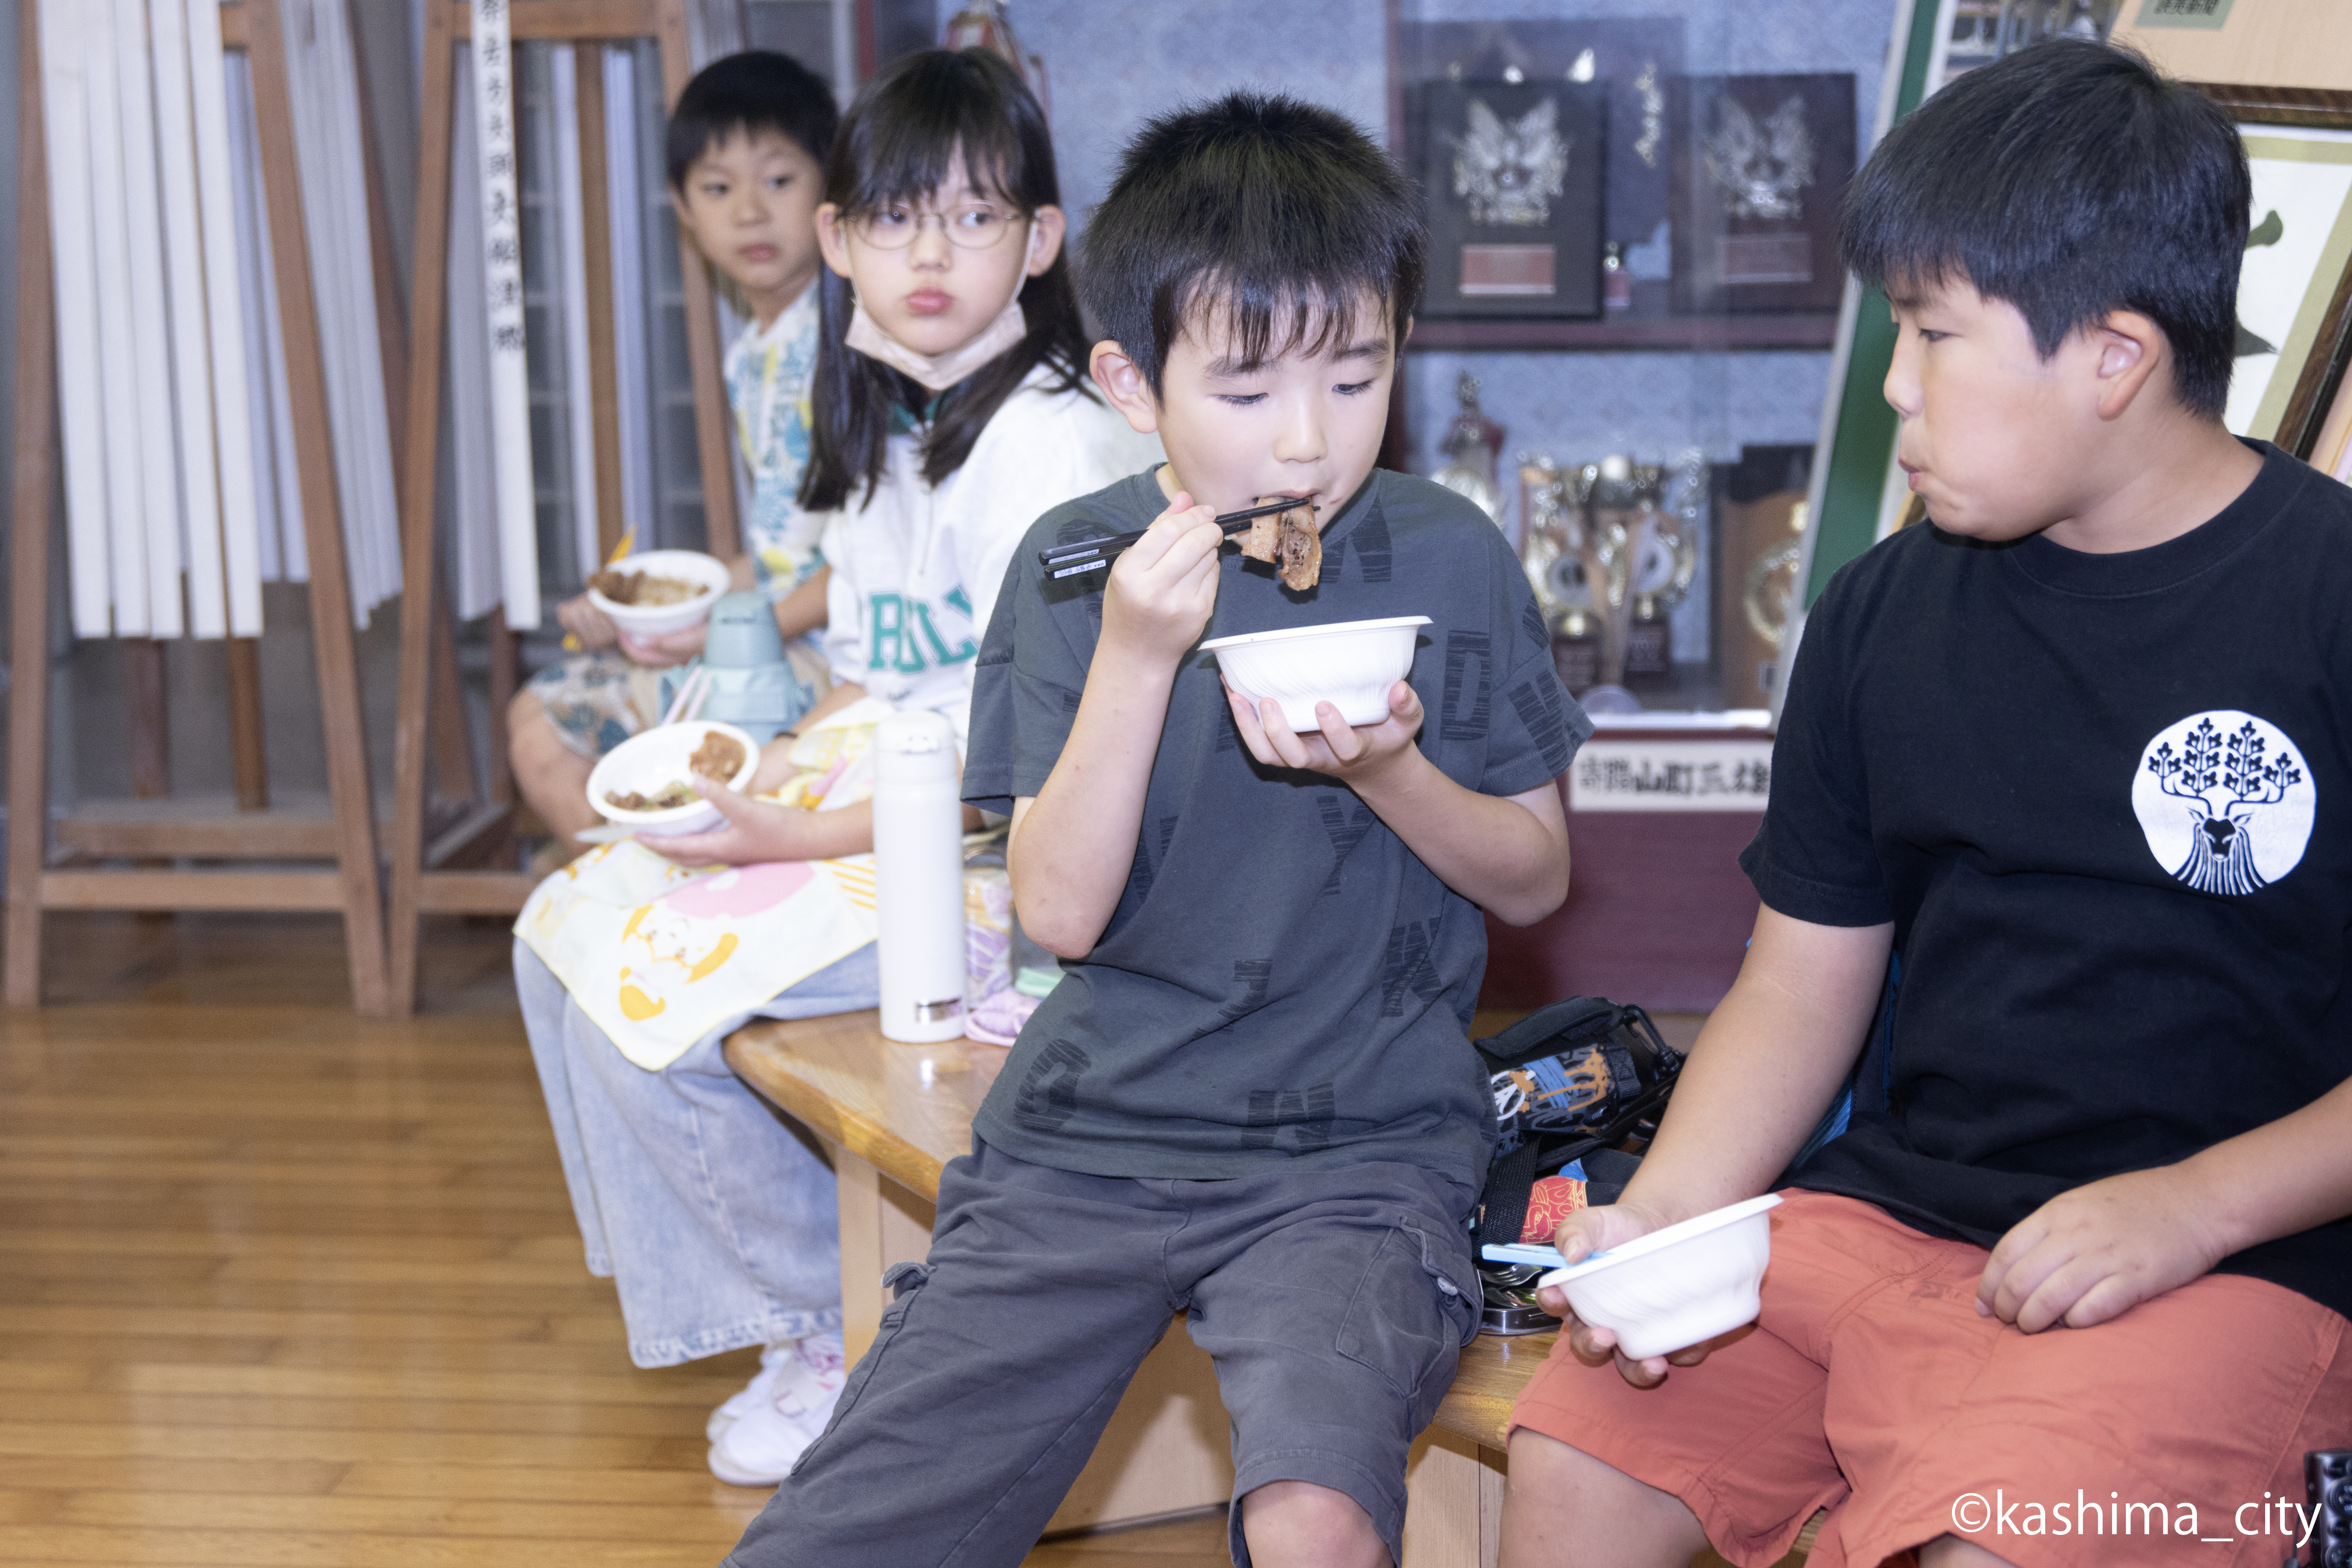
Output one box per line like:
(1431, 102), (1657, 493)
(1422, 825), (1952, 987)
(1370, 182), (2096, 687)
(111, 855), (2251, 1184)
(1538, 1194), (1783, 1360)
(585, 720), (760, 838)
(1199, 616), (1432, 732)
(585, 550), (731, 638)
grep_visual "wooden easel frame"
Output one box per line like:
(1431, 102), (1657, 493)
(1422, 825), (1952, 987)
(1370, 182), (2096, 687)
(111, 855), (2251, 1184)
(383, 0), (742, 1014)
(5, 0), (399, 1012)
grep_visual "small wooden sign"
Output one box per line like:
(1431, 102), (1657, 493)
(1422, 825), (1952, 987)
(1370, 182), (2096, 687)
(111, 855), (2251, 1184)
(1568, 738), (1772, 812)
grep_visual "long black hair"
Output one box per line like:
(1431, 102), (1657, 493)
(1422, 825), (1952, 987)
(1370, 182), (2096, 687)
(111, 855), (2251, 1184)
(799, 50), (1092, 512)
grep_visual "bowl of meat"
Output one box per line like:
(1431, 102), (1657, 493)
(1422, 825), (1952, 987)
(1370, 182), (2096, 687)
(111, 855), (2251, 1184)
(585, 720), (760, 838)
(585, 550), (732, 638)
(1200, 616), (1432, 732)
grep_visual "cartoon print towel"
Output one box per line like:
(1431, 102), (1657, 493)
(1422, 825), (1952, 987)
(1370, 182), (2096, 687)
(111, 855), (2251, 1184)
(516, 701), (891, 1070)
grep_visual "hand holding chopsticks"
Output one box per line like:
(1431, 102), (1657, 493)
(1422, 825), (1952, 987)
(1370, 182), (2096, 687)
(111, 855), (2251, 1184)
(1038, 497), (1303, 579)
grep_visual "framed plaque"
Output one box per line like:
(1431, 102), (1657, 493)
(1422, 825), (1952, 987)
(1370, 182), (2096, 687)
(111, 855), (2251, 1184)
(1422, 80), (1608, 320)
(1670, 73), (1856, 315)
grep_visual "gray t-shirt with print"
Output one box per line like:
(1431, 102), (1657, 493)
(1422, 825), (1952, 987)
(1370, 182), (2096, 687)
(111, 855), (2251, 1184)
(962, 468), (1591, 1202)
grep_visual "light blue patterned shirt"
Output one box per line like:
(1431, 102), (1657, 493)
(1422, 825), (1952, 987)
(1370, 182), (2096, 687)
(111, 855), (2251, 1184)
(723, 284), (825, 601)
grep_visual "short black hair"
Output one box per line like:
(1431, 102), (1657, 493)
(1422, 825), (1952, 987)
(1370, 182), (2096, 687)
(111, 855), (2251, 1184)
(1839, 38), (2248, 420)
(665, 50), (837, 190)
(800, 50), (1093, 511)
(1081, 93), (1424, 395)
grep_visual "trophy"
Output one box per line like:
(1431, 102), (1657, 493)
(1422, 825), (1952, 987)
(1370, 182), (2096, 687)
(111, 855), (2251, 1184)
(1625, 449), (1705, 676)
(1521, 452), (1697, 708)
(942, 2), (1047, 103)
(1433, 371), (1508, 530)
(1520, 456), (1600, 691)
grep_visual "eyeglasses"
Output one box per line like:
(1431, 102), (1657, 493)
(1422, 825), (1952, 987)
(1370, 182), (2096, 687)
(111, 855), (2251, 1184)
(848, 201), (1026, 251)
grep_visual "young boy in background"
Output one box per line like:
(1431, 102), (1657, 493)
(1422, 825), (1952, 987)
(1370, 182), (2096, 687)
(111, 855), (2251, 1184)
(1505, 41), (2352, 1568)
(722, 95), (1587, 1568)
(510, 50), (837, 859)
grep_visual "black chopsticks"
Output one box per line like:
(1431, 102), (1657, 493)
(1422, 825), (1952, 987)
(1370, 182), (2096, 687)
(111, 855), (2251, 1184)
(1037, 497), (1306, 579)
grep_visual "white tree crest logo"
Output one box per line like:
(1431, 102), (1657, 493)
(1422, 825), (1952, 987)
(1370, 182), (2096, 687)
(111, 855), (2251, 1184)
(2133, 711), (2314, 896)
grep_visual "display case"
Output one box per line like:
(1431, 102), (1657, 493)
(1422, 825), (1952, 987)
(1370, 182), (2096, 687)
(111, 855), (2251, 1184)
(1382, 0), (2122, 1009)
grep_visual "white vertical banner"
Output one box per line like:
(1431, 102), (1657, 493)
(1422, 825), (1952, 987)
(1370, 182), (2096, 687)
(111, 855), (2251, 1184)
(224, 52), (305, 587)
(444, 49), (502, 623)
(279, 0), (400, 625)
(84, 0), (150, 635)
(550, 44), (601, 577)
(148, 0), (225, 638)
(39, 0), (113, 637)
(472, 0), (539, 629)
(185, 0), (262, 637)
(113, 0), (185, 637)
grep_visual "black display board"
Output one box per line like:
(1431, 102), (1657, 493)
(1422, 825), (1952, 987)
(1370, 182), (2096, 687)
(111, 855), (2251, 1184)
(1421, 80), (1608, 320)
(1669, 73), (1857, 315)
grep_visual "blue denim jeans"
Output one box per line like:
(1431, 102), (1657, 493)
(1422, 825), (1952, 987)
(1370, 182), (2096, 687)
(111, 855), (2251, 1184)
(515, 940), (880, 1367)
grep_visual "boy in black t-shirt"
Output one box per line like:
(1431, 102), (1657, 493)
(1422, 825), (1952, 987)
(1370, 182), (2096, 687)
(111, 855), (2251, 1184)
(724, 98), (1585, 1568)
(1506, 40), (2352, 1568)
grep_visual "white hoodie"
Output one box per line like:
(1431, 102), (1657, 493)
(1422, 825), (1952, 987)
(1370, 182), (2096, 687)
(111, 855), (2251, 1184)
(818, 366), (1162, 748)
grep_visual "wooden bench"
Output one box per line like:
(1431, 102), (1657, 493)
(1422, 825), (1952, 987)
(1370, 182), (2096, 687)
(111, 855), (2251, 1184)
(725, 1010), (1812, 1566)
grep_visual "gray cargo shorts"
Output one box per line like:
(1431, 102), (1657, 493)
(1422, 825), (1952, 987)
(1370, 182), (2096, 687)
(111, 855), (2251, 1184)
(721, 1135), (1481, 1568)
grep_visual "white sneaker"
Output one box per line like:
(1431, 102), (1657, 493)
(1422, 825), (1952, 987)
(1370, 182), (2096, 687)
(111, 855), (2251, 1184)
(705, 1340), (797, 1443)
(706, 1332), (848, 1487)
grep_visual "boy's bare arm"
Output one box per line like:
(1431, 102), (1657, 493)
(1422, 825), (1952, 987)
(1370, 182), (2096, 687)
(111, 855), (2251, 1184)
(1010, 498), (1226, 958)
(1620, 906), (1894, 1222)
(1538, 906), (1892, 1383)
(1226, 683), (1569, 925)
(1978, 1068), (2352, 1334)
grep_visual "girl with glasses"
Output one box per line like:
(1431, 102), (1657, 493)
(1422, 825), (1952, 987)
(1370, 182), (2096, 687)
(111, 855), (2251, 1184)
(515, 45), (1158, 1494)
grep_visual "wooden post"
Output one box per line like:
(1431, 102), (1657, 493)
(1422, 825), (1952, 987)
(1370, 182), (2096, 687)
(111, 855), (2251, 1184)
(346, 0), (473, 810)
(427, 567), (477, 802)
(124, 641), (171, 800)
(574, 42), (627, 563)
(6, 0), (55, 1007)
(385, 0), (458, 1010)
(659, 0), (740, 559)
(225, 637), (268, 812)
(488, 609), (518, 809)
(243, 0), (391, 1014)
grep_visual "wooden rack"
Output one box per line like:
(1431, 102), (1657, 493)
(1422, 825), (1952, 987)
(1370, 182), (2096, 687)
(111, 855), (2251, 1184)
(5, 0), (432, 1013)
(381, 0), (740, 1015)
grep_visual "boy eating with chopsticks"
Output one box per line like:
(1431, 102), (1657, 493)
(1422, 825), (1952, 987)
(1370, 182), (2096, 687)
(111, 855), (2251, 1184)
(724, 93), (1587, 1568)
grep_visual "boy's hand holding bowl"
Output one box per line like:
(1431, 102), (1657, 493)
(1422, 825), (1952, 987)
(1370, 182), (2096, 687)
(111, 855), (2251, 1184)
(1537, 1194), (1784, 1387)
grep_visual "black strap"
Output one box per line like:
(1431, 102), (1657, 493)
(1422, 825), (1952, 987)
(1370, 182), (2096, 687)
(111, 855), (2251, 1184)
(1474, 1137), (1543, 1250)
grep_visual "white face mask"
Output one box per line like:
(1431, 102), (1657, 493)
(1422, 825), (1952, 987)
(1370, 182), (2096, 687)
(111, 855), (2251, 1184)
(841, 220), (1039, 392)
(846, 292), (1027, 392)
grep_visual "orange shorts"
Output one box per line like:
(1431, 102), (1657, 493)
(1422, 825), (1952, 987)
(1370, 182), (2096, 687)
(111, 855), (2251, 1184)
(1510, 1191), (2352, 1568)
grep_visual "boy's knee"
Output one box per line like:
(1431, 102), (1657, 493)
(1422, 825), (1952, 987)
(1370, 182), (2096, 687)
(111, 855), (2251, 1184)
(1501, 1428), (1706, 1568)
(507, 687), (546, 736)
(1239, 1479), (1386, 1568)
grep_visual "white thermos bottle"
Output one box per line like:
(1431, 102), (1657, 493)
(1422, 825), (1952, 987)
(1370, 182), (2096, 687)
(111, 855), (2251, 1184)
(872, 710), (967, 1043)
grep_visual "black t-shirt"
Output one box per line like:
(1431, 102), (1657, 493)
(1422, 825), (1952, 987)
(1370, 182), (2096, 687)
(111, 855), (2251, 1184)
(1750, 442), (2352, 1319)
(962, 468), (1590, 1201)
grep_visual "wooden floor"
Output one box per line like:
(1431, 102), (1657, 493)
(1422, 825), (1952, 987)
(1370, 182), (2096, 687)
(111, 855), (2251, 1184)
(0, 912), (1237, 1567)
